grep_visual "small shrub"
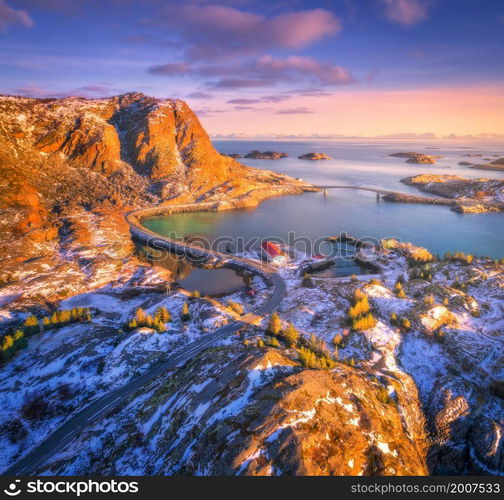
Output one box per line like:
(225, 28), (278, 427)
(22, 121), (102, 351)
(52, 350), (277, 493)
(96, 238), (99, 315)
(298, 346), (336, 370)
(376, 385), (393, 405)
(489, 380), (504, 400)
(21, 394), (52, 421)
(4, 419), (27, 444)
(228, 301), (244, 315)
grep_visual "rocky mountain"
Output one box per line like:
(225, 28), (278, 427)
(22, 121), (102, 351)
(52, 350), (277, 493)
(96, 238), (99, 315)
(0, 93), (310, 308)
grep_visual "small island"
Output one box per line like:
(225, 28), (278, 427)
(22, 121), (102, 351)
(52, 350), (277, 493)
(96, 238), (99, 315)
(389, 152), (442, 164)
(244, 150), (288, 160)
(469, 157), (504, 171)
(298, 152), (331, 160)
(224, 153), (242, 159)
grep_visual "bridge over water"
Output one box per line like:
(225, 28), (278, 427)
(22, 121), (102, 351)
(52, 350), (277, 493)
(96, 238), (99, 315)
(313, 185), (408, 197)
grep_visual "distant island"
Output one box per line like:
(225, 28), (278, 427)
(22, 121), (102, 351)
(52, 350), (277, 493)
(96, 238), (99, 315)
(298, 152), (331, 160)
(245, 150), (289, 160)
(389, 152), (444, 164)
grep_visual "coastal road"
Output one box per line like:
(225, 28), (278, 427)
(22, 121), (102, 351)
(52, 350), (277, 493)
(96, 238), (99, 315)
(4, 211), (286, 476)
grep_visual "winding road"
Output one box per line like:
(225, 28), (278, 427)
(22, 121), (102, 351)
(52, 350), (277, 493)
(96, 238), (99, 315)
(4, 208), (285, 476)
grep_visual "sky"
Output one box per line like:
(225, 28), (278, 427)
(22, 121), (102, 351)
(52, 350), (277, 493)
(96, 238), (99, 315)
(1, 0), (503, 137)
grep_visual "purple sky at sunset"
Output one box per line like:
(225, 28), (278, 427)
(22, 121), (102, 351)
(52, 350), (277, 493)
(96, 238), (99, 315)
(1, 0), (503, 137)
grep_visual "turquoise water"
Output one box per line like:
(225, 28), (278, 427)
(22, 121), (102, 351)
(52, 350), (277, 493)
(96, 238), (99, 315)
(143, 139), (504, 259)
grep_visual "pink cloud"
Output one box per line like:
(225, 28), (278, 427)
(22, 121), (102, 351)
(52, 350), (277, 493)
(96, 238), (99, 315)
(186, 91), (213, 99)
(276, 107), (313, 115)
(382, 0), (429, 26)
(14, 83), (116, 98)
(151, 5), (341, 60)
(227, 98), (261, 104)
(0, 0), (33, 31)
(149, 55), (354, 89)
(149, 62), (189, 75)
(256, 55), (354, 85)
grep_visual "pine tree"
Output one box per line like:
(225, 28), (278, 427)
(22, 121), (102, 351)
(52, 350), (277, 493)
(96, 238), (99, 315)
(155, 306), (171, 323)
(23, 315), (40, 336)
(127, 319), (138, 331)
(268, 337), (280, 348)
(154, 319), (166, 333)
(71, 308), (79, 321)
(390, 312), (398, 326)
(181, 302), (190, 322)
(13, 329), (27, 349)
(400, 317), (411, 331)
(50, 311), (59, 325)
(145, 315), (154, 328)
(283, 323), (300, 347)
(192, 290), (201, 298)
(42, 317), (51, 329)
(332, 334), (343, 347)
(1, 334), (14, 361)
(266, 311), (282, 336)
(135, 308), (146, 324)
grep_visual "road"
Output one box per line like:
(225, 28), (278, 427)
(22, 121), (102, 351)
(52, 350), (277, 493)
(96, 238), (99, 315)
(4, 209), (285, 476)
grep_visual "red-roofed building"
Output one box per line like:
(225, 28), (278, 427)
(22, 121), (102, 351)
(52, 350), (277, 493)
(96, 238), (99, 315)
(260, 241), (286, 263)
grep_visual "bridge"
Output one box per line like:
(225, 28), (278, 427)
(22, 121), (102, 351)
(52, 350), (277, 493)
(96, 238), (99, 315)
(313, 185), (407, 197)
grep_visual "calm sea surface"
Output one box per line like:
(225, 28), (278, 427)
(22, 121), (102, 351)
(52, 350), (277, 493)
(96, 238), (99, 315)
(144, 139), (504, 262)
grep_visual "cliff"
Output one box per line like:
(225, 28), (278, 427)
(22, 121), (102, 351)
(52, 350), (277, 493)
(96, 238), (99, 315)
(0, 93), (311, 306)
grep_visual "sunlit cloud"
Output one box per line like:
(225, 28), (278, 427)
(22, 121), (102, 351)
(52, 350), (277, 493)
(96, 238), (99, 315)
(381, 0), (429, 26)
(148, 4), (341, 61)
(0, 0), (33, 31)
(149, 55), (355, 90)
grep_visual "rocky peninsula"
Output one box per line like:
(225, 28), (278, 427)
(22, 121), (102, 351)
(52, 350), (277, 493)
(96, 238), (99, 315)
(390, 174), (504, 213)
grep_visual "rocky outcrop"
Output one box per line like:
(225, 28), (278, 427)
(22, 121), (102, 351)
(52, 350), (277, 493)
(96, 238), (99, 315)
(406, 155), (436, 164)
(401, 175), (504, 200)
(469, 164), (504, 172)
(394, 175), (504, 213)
(298, 153), (331, 160)
(35, 347), (428, 475)
(245, 151), (288, 160)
